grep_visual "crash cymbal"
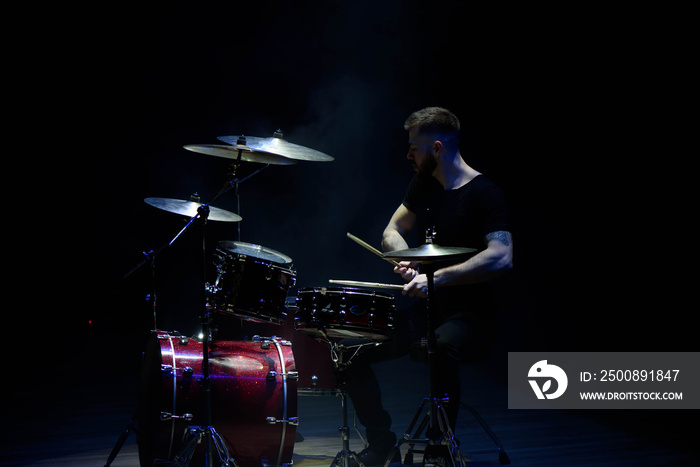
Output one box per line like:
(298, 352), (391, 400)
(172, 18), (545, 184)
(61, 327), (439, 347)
(217, 135), (334, 162)
(382, 243), (477, 263)
(183, 144), (297, 165)
(145, 197), (242, 222)
(217, 240), (293, 265)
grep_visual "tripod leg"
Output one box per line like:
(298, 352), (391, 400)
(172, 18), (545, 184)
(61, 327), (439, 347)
(103, 413), (137, 467)
(171, 427), (203, 467)
(211, 427), (239, 467)
(459, 403), (510, 465)
(416, 399), (465, 467)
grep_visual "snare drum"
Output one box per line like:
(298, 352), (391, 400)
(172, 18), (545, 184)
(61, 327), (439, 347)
(138, 331), (297, 467)
(294, 287), (395, 341)
(207, 241), (296, 325)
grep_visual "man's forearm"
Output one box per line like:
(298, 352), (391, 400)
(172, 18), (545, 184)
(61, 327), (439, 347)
(381, 228), (410, 253)
(434, 242), (513, 286)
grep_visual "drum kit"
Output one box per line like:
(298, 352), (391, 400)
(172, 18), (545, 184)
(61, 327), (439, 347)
(104, 132), (478, 467)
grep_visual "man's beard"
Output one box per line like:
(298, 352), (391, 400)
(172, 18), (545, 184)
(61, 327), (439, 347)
(416, 154), (437, 180)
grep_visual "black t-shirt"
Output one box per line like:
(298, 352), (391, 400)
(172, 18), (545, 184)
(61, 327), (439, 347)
(402, 173), (510, 324)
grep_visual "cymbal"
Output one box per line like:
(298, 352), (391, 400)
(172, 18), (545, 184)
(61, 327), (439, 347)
(217, 135), (334, 162)
(217, 240), (293, 265)
(144, 197), (242, 222)
(382, 243), (477, 263)
(183, 144), (297, 165)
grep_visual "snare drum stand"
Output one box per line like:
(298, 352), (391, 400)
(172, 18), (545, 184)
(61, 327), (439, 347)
(321, 333), (381, 467)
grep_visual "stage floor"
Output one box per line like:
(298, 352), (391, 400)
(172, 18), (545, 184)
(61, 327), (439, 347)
(2, 346), (697, 467)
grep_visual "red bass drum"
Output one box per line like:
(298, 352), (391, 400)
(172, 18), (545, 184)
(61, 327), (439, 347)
(138, 331), (297, 467)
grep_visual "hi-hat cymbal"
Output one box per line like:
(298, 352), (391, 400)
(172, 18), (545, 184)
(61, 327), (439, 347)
(382, 243), (477, 263)
(145, 197), (242, 222)
(217, 135), (334, 162)
(183, 144), (297, 165)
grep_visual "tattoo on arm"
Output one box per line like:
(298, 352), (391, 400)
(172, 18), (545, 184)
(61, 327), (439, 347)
(485, 230), (511, 246)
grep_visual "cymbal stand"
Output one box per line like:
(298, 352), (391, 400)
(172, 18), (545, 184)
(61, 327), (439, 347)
(169, 144), (249, 467)
(386, 261), (466, 467)
(232, 160), (269, 242)
(318, 332), (381, 467)
(108, 144), (255, 467)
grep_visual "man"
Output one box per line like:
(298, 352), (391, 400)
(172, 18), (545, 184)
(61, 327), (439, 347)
(345, 107), (513, 465)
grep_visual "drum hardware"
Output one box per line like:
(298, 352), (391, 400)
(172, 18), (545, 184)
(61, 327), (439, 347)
(161, 412), (194, 421)
(137, 145), (251, 467)
(266, 416), (300, 426)
(267, 370), (299, 381)
(267, 336), (295, 466)
(172, 426), (236, 467)
(380, 230), (477, 467)
(312, 330), (383, 467)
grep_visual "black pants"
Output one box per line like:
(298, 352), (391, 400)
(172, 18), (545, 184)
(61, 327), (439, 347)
(342, 302), (495, 451)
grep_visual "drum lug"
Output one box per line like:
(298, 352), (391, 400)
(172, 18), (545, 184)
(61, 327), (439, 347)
(160, 412), (193, 421)
(161, 364), (173, 376)
(256, 336), (291, 349)
(267, 370), (299, 381)
(266, 416), (299, 426)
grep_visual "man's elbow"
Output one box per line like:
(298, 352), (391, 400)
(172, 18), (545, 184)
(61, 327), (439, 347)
(493, 247), (514, 274)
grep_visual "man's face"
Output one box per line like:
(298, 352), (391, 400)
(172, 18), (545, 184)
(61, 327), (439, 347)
(407, 127), (437, 177)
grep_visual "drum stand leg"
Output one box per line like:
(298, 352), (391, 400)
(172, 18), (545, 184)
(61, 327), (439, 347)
(323, 335), (381, 467)
(103, 411), (137, 467)
(385, 264), (466, 467)
(170, 190), (241, 467)
(331, 389), (366, 467)
(172, 426), (238, 467)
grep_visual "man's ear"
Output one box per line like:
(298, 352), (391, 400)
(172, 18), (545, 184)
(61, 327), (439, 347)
(432, 140), (444, 158)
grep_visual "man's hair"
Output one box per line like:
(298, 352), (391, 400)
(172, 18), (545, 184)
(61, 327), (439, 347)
(404, 107), (460, 138)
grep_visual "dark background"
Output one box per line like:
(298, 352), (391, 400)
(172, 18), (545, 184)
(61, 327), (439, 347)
(7, 0), (694, 461)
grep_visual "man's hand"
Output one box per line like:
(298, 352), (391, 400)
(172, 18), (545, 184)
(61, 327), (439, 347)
(393, 260), (427, 297)
(402, 273), (428, 298)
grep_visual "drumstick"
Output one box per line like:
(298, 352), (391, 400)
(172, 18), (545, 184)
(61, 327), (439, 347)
(346, 232), (401, 267)
(329, 279), (405, 290)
